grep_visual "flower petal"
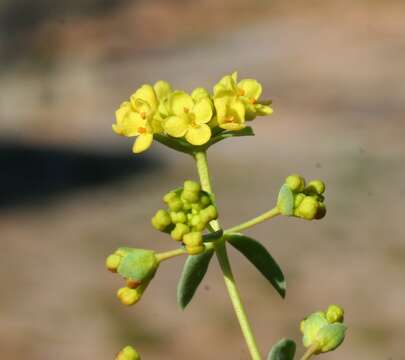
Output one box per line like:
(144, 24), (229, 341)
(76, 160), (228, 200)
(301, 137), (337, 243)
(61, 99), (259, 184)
(115, 101), (132, 124)
(185, 124), (211, 145)
(213, 74), (237, 96)
(255, 104), (273, 116)
(131, 84), (158, 111)
(191, 87), (210, 101)
(154, 80), (172, 101)
(193, 98), (213, 124)
(219, 122), (245, 131)
(169, 91), (194, 116)
(229, 99), (246, 123)
(114, 112), (145, 137)
(164, 115), (189, 137)
(238, 79), (262, 100)
(133, 133), (153, 153)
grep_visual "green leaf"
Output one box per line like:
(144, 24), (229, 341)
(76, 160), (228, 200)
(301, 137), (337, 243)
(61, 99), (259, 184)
(202, 229), (223, 242)
(267, 338), (296, 360)
(208, 126), (255, 146)
(226, 233), (286, 298)
(277, 184), (294, 216)
(177, 249), (214, 309)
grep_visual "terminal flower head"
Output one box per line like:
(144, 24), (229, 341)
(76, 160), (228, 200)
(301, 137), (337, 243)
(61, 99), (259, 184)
(163, 91), (213, 146)
(115, 345), (141, 360)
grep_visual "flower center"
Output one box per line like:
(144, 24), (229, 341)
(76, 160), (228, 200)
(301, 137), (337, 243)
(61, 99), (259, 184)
(138, 127), (147, 134)
(140, 112), (147, 119)
(238, 88), (245, 96)
(183, 107), (190, 114)
(250, 98), (256, 104)
(224, 116), (235, 123)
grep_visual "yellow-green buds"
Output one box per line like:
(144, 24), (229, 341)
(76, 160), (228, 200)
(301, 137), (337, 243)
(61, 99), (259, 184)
(152, 180), (218, 249)
(183, 232), (204, 255)
(106, 254), (122, 272)
(277, 175), (327, 221)
(300, 305), (347, 354)
(115, 346), (141, 360)
(151, 209), (172, 231)
(326, 304), (344, 324)
(117, 287), (141, 306)
(106, 248), (159, 306)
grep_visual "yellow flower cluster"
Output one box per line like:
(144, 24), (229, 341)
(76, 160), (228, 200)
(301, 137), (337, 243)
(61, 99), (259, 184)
(112, 72), (273, 153)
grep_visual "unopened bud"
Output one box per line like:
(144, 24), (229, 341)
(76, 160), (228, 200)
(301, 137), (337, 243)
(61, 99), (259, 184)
(171, 223), (190, 241)
(117, 287), (141, 306)
(305, 180), (325, 195)
(183, 180), (201, 193)
(286, 174), (305, 192)
(315, 323), (347, 353)
(295, 196), (319, 220)
(115, 345), (141, 360)
(186, 244), (205, 255)
(183, 232), (203, 247)
(151, 209), (172, 231)
(326, 305), (344, 324)
(106, 254), (122, 272)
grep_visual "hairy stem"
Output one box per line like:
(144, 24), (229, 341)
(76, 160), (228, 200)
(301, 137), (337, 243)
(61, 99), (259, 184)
(194, 151), (262, 360)
(225, 207), (280, 234)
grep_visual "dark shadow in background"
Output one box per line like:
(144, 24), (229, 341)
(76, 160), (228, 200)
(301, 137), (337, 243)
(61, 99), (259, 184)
(0, 142), (160, 209)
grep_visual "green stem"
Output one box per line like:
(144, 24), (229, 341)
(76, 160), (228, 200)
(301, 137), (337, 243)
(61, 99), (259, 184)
(299, 345), (318, 360)
(194, 151), (262, 360)
(156, 242), (215, 262)
(226, 207), (280, 234)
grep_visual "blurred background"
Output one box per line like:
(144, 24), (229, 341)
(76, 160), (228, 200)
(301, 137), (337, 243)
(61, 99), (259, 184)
(1, 0), (404, 359)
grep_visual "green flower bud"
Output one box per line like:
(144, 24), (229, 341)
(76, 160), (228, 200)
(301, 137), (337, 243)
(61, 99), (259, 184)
(305, 180), (325, 195)
(117, 287), (141, 306)
(106, 254), (122, 272)
(301, 312), (328, 348)
(314, 203), (327, 220)
(183, 231), (203, 247)
(170, 211), (187, 224)
(181, 189), (200, 204)
(286, 174), (305, 192)
(163, 191), (177, 204)
(186, 244), (205, 255)
(315, 323), (347, 353)
(294, 193), (306, 208)
(190, 214), (202, 227)
(200, 194), (211, 207)
(200, 204), (218, 223)
(117, 248), (159, 283)
(171, 223), (190, 241)
(115, 346), (141, 360)
(168, 198), (183, 212)
(151, 209), (172, 231)
(184, 180), (201, 193)
(295, 196), (319, 220)
(182, 200), (192, 210)
(191, 203), (203, 212)
(326, 304), (344, 324)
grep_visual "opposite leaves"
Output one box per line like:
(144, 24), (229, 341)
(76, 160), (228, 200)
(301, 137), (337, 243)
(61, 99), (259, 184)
(267, 338), (296, 360)
(226, 233), (286, 298)
(177, 249), (214, 309)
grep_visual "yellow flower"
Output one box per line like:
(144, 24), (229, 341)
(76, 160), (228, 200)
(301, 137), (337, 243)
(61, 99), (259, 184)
(163, 91), (213, 146)
(214, 72), (273, 121)
(213, 93), (246, 130)
(112, 81), (172, 153)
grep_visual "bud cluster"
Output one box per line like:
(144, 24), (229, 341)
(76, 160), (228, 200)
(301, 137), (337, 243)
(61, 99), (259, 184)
(115, 346), (141, 360)
(283, 174), (326, 220)
(106, 247), (159, 306)
(151, 180), (218, 255)
(300, 304), (346, 354)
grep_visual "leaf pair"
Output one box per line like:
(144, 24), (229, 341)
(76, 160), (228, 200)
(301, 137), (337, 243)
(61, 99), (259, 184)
(177, 233), (286, 309)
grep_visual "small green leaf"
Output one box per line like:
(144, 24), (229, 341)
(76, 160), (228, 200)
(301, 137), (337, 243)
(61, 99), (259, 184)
(267, 338), (296, 360)
(202, 229), (223, 242)
(208, 126), (255, 146)
(277, 184), (294, 216)
(226, 233), (286, 298)
(177, 249), (214, 309)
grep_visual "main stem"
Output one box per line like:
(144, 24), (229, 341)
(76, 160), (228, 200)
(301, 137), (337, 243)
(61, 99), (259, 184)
(194, 151), (262, 360)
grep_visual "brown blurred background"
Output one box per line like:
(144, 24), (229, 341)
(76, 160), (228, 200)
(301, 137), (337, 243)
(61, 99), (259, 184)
(1, 0), (404, 359)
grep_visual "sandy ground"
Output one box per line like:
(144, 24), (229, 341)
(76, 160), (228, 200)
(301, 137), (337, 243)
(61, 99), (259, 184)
(1, 1), (405, 359)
